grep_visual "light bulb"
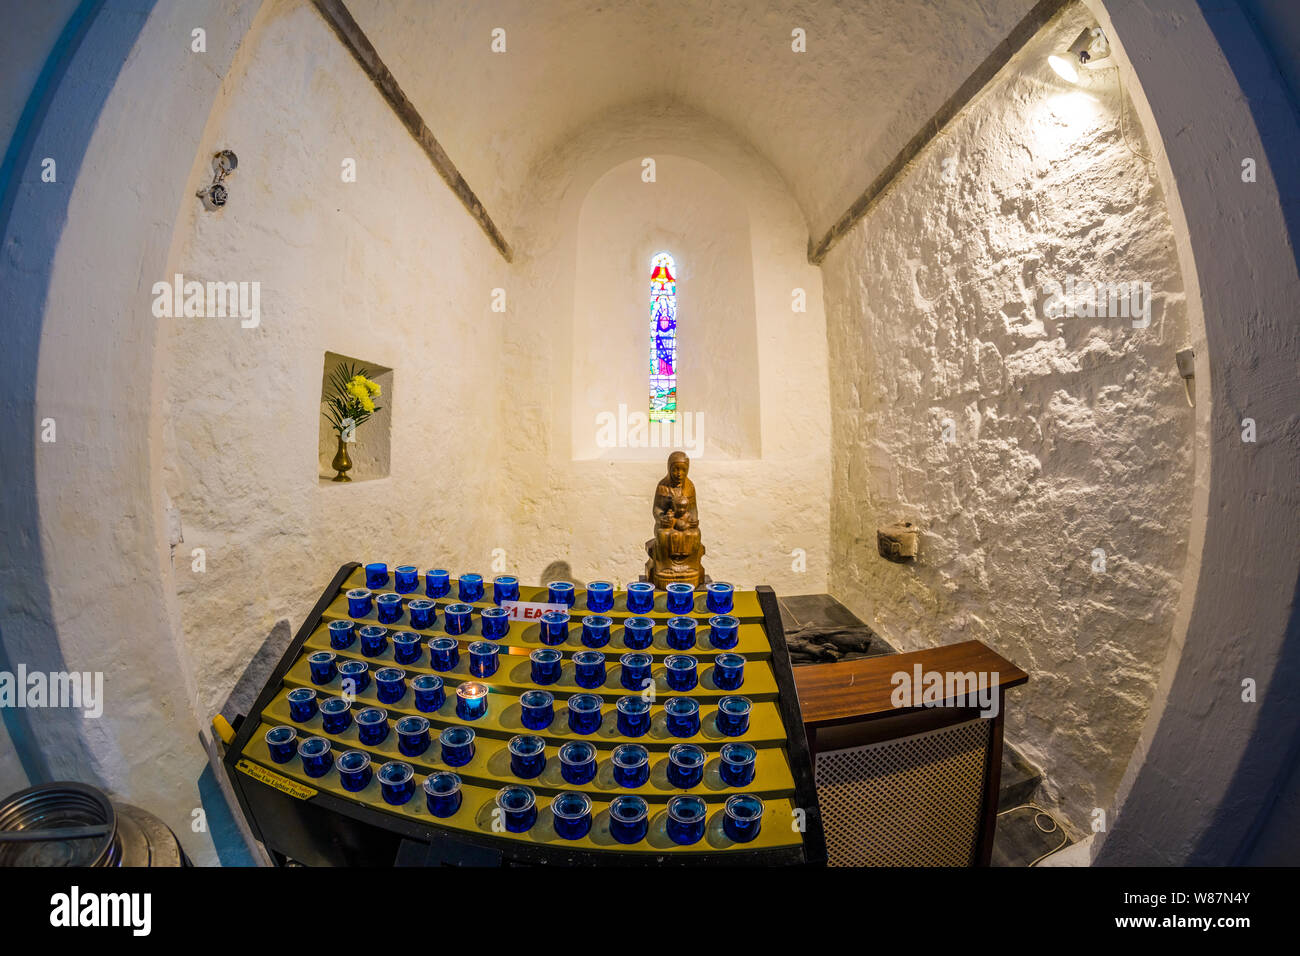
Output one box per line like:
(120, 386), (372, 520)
(1048, 54), (1079, 84)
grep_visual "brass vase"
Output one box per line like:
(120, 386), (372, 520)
(330, 434), (353, 482)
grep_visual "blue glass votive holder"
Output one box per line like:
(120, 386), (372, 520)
(567, 694), (602, 735)
(664, 654), (698, 692)
(581, 615), (612, 648)
(356, 707), (388, 746)
(308, 651), (337, 685)
(378, 760), (416, 805)
(495, 786), (537, 833)
(458, 573), (484, 603)
(319, 697), (352, 735)
(337, 659), (370, 696)
(616, 696), (652, 738)
(337, 750), (373, 792)
(550, 791), (592, 840)
(286, 687), (318, 723)
(392, 631), (422, 665)
(374, 667), (407, 705)
(364, 563), (388, 589)
(493, 575), (519, 604)
(709, 632), (744, 680)
(708, 615), (740, 650)
(456, 682), (489, 721)
(468, 641), (499, 678)
(585, 581), (614, 613)
(626, 582), (655, 614)
(407, 599), (437, 630)
(439, 726), (475, 767)
(665, 697), (700, 738)
(539, 610), (570, 646)
(608, 795), (649, 845)
(327, 619), (355, 650)
(346, 588), (373, 618)
(520, 690), (555, 730)
(573, 650), (606, 689)
(612, 743), (650, 788)
(559, 740), (597, 785)
(706, 581), (735, 614)
(666, 617), (697, 650)
(619, 653), (653, 692)
(508, 734), (547, 779)
(411, 674), (445, 713)
(666, 794), (708, 846)
(394, 565), (419, 594)
(668, 743), (706, 789)
(716, 696), (751, 737)
(298, 736), (333, 778)
(529, 648), (562, 686)
(265, 725), (298, 764)
(429, 636), (460, 671)
(425, 569), (450, 598)
(720, 742), (757, 788)
(443, 603), (473, 636)
(666, 582), (695, 615)
(376, 592), (404, 625)
(622, 617), (654, 650)
(358, 624), (388, 657)
(395, 714), (431, 757)
(724, 794), (764, 843)
(547, 581), (576, 608)
(423, 772), (462, 818)
(481, 606), (509, 639)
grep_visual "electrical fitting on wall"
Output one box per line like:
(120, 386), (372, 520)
(1048, 26), (1111, 84)
(1176, 347), (1196, 407)
(196, 149), (238, 210)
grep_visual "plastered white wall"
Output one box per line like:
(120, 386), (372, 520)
(572, 155), (761, 461)
(160, 0), (507, 723)
(821, 7), (1194, 834)
(500, 103), (831, 593)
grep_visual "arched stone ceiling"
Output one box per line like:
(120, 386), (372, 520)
(346, 0), (1039, 239)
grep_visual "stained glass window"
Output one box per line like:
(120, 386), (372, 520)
(649, 252), (677, 423)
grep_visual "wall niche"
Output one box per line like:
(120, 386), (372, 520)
(318, 351), (393, 483)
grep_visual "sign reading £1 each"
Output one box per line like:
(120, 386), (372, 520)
(500, 601), (566, 621)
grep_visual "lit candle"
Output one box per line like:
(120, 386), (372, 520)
(456, 681), (488, 721)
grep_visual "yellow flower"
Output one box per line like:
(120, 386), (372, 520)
(346, 381), (368, 403)
(359, 395), (375, 413)
(366, 379), (380, 396)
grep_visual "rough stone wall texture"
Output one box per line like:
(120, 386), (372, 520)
(499, 103), (831, 594)
(821, 13), (1193, 833)
(161, 0), (507, 721)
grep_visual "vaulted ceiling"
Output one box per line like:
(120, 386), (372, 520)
(346, 0), (1039, 239)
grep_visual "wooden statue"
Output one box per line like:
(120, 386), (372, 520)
(645, 451), (706, 588)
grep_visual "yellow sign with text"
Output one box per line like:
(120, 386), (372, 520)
(237, 759), (317, 800)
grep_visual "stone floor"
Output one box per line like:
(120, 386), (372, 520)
(780, 592), (1074, 866)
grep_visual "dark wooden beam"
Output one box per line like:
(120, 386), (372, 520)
(312, 0), (513, 262)
(808, 0), (1071, 265)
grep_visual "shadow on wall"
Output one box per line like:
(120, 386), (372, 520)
(0, 0), (151, 788)
(1204, 1), (1300, 276)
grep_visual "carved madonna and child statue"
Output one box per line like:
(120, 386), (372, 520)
(645, 451), (706, 588)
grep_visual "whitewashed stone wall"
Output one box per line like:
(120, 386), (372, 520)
(500, 103), (832, 594)
(161, 0), (507, 721)
(821, 13), (1194, 833)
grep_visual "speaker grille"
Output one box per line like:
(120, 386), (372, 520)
(815, 719), (991, 866)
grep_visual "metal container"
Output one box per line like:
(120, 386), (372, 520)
(0, 782), (187, 867)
